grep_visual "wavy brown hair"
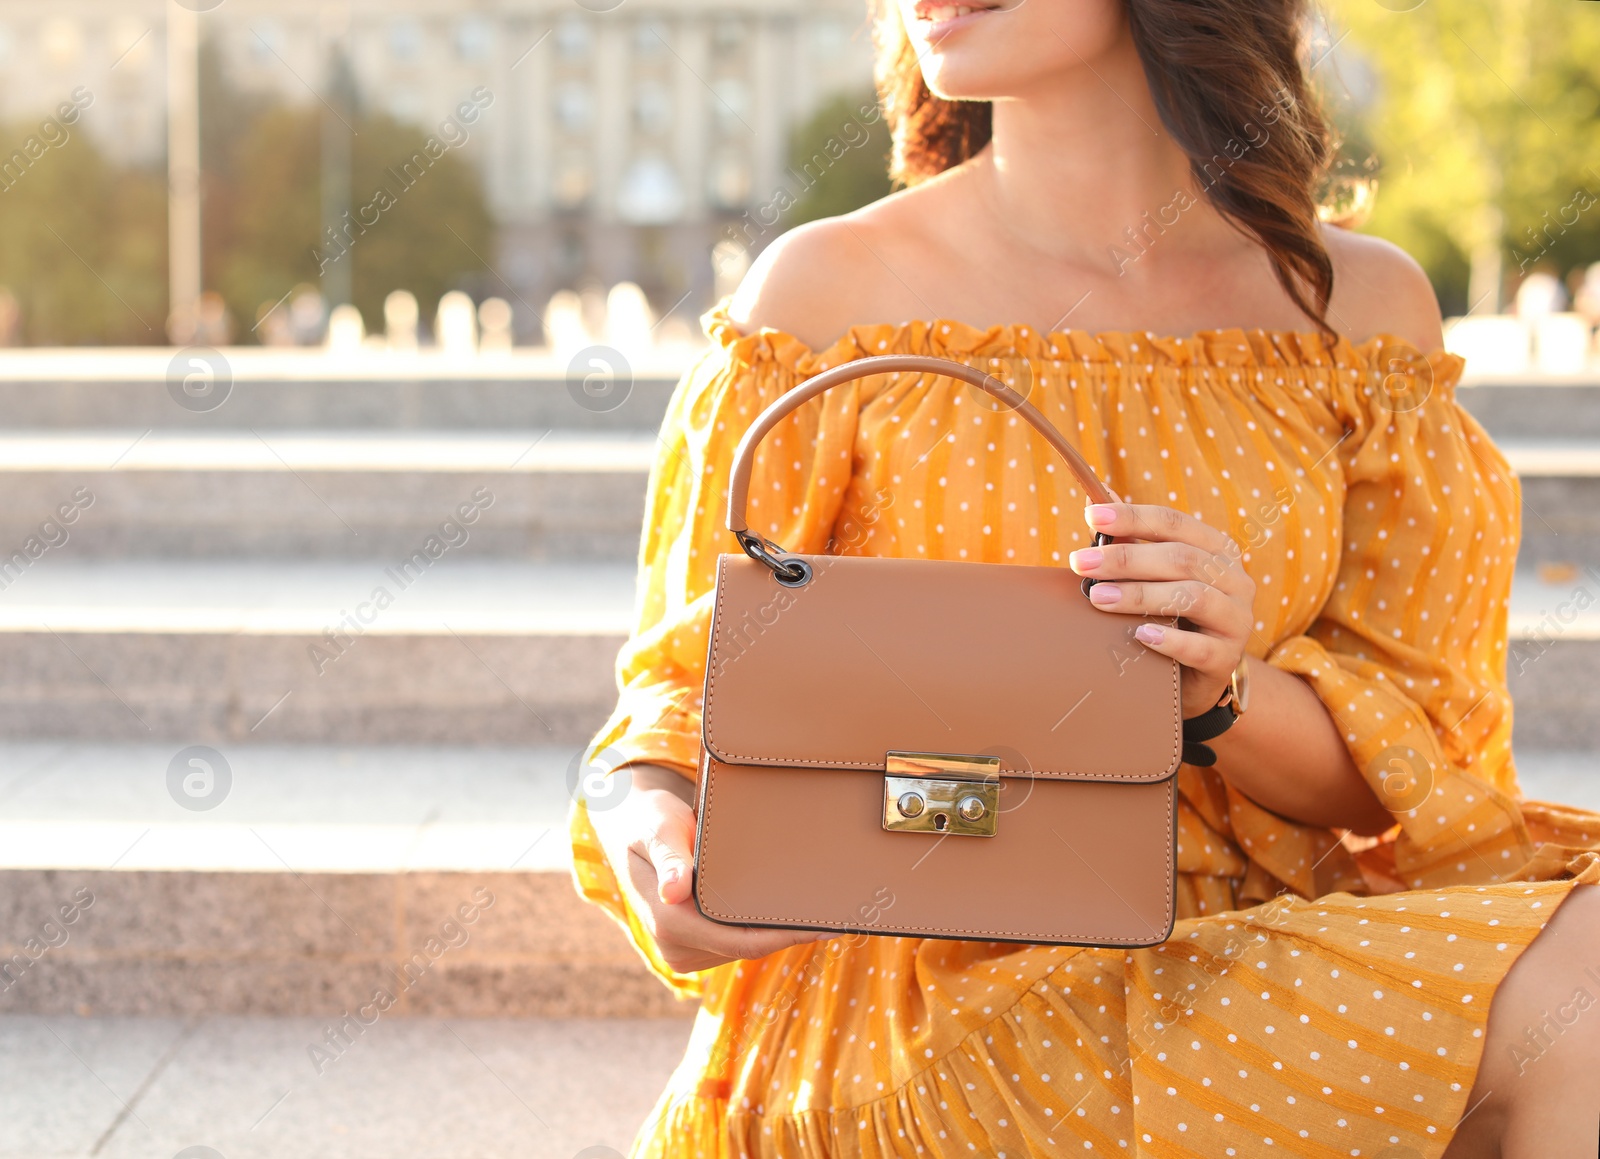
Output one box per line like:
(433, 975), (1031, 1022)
(872, 0), (1339, 338)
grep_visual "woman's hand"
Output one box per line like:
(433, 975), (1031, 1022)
(1068, 501), (1256, 718)
(588, 764), (826, 974)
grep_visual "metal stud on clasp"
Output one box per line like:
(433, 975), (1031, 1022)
(896, 791), (926, 818)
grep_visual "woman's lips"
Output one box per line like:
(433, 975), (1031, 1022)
(911, 4), (1001, 38)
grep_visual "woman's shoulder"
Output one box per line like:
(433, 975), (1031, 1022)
(726, 177), (963, 351)
(1320, 224), (1446, 352)
(725, 192), (1448, 355)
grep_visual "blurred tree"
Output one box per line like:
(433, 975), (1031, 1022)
(1322, 0), (1600, 315)
(197, 32), (273, 326)
(210, 105), (494, 340)
(0, 120), (166, 344)
(198, 37), (494, 341)
(0, 34), (494, 346)
(782, 90), (893, 227)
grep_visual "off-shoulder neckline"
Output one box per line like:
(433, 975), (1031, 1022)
(702, 300), (1459, 377)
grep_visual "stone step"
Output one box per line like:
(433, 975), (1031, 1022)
(0, 346), (1592, 440)
(1500, 439), (1600, 568)
(0, 743), (576, 873)
(0, 741), (1589, 1027)
(0, 1014), (690, 1158)
(0, 559), (1596, 745)
(0, 431), (653, 561)
(0, 561), (633, 745)
(2, 742), (1590, 871)
(0, 349), (681, 432)
(0, 865), (684, 1019)
(0, 868), (678, 1021)
(1503, 565), (1600, 748)
(0, 743), (683, 1022)
(5, 431), (1600, 564)
(1457, 378), (1600, 440)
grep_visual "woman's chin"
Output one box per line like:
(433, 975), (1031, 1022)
(919, 63), (1031, 105)
(899, 0), (1128, 103)
(909, 32), (1082, 102)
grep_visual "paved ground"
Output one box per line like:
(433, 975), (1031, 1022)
(0, 1015), (693, 1159)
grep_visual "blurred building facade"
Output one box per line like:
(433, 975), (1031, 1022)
(0, 0), (876, 332)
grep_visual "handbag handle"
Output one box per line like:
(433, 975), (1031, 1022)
(725, 354), (1116, 592)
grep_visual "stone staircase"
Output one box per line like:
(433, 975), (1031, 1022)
(0, 354), (686, 1022)
(0, 353), (1595, 1025)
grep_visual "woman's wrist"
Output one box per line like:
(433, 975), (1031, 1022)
(629, 763), (696, 806)
(1205, 659), (1394, 835)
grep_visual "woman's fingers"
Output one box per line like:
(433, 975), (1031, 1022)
(1085, 576), (1250, 633)
(655, 909), (826, 973)
(1085, 501), (1239, 557)
(627, 841), (825, 972)
(630, 790), (696, 905)
(618, 785), (826, 971)
(1132, 621), (1251, 717)
(1069, 538), (1253, 599)
(1131, 619), (1237, 677)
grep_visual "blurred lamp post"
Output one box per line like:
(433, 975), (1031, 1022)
(321, 30), (355, 311)
(166, 0), (202, 344)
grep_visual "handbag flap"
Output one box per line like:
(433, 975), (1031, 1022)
(703, 554), (1182, 782)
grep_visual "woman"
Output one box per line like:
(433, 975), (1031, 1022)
(574, 0), (1600, 1153)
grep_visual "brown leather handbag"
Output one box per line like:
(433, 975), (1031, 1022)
(694, 355), (1181, 948)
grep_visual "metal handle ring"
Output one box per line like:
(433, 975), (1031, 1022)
(1079, 530), (1114, 598)
(735, 529), (812, 586)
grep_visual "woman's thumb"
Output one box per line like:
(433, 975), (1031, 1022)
(642, 804), (695, 905)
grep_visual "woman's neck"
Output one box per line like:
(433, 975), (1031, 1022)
(974, 40), (1227, 272)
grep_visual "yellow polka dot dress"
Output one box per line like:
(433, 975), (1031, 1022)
(570, 304), (1600, 1156)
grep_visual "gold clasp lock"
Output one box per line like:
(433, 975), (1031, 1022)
(882, 751), (1000, 838)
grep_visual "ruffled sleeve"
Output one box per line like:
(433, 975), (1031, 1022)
(1257, 342), (1538, 893)
(567, 317), (860, 994)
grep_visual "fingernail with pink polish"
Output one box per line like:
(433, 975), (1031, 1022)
(1136, 623), (1164, 644)
(1070, 548), (1102, 571)
(1089, 582), (1121, 605)
(1085, 505), (1116, 527)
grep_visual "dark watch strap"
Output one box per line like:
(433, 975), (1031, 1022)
(1180, 701), (1237, 767)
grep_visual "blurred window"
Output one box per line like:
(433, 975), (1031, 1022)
(110, 19), (150, 69)
(617, 156), (685, 224)
(708, 154), (752, 210)
(712, 77), (749, 132)
(553, 156), (593, 209)
(41, 18), (82, 68)
(558, 231), (585, 277)
(250, 21), (286, 63)
(456, 17), (493, 61)
(555, 82), (593, 134)
(555, 17), (592, 59)
(809, 17), (847, 58)
(712, 19), (744, 55)
(389, 19), (423, 62)
(633, 82), (671, 136)
(388, 91), (424, 125)
(634, 21), (667, 55)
